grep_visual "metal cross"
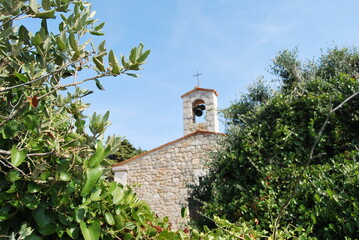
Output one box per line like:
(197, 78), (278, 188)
(193, 71), (203, 86)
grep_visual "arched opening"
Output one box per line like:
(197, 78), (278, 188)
(192, 99), (206, 123)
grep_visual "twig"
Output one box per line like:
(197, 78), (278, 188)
(0, 11), (25, 28)
(332, 91), (359, 112)
(0, 101), (27, 127)
(28, 152), (56, 157)
(15, 15), (33, 20)
(197, 211), (255, 239)
(37, 72), (109, 100)
(0, 159), (27, 176)
(0, 149), (55, 157)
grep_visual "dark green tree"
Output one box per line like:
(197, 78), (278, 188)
(191, 47), (359, 239)
(108, 138), (146, 163)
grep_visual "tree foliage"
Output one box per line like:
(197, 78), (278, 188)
(0, 0), (193, 239)
(191, 47), (359, 238)
(108, 139), (146, 163)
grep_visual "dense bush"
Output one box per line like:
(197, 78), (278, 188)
(191, 47), (359, 238)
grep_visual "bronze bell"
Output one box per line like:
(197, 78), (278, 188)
(193, 104), (206, 117)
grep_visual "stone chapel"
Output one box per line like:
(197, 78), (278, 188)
(112, 87), (223, 227)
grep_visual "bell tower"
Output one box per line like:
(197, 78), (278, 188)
(181, 87), (219, 136)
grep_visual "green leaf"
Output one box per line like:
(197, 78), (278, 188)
(112, 65), (121, 75)
(80, 220), (100, 240)
(108, 50), (118, 67)
(56, 1), (70, 12)
(89, 31), (104, 36)
(41, 0), (51, 10)
(0, 27), (11, 39)
(114, 215), (125, 229)
(81, 165), (103, 196)
(181, 206), (188, 218)
(32, 205), (57, 229)
(87, 141), (107, 167)
(26, 234), (42, 240)
(15, 73), (29, 82)
(88, 10), (96, 19)
(121, 55), (129, 68)
(93, 57), (105, 72)
(104, 212), (115, 225)
(6, 182), (19, 193)
(60, 171), (71, 181)
(108, 50), (122, 74)
(90, 187), (102, 201)
(95, 78), (105, 90)
(69, 33), (78, 52)
(6, 170), (21, 182)
(28, 182), (41, 193)
(2, 122), (18, 139)
(18, 25), (30, 44)
(137, 49), (151, 63)
(80, 198), (92, 207)
(56, 36), (66, 50)
(124, 222), (136, 230)
(311, 214), (317, 224)
(94, 22), (105, 31)
(0, 204), (12, 220)
(129, 47), (138, 63)
(11, 145), (27, 167)
(71, 50), (81, 61)
(103, 111), (110, 122)
(31, 33), (42, 45)
(98, 40), (106, 52)
(34, 9), (55, 19)
(38, 223), (56, 235)
(244, 235), (252, 240)
(75, 208), (86, 222)
(112, 186), (125, 204)
(66, 226), (79, 239)
(21, 193), (39, 210)
(29, 0), (39, 13)
(39, 170), (51, 181)
(326, 188), (334, 199)
(125, 73), (138, 78)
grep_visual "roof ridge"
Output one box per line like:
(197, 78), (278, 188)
(112, 131), (224, 167)
(180, 87), (218, 98)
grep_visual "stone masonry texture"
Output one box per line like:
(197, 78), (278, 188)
(114, 131), (221, 228)
(182, 88), (219, 136)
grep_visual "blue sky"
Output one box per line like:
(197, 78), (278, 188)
(81, 0), (359, 150)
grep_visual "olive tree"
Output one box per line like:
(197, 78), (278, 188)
(0, 1), (192, 239)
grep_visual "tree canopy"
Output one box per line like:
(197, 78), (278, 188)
(191, 47), (359, 239)
(108, 139), (146, 163)
(0, 0), (191, 239)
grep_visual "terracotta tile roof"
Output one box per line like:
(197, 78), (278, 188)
(112, 130), (224, 168)
(180, 87), (218, 98)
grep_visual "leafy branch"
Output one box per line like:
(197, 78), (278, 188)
(0, 52), (95, 94)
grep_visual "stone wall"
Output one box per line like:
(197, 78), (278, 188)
(181, 88), (219, 135)
(113, 131), (221, 228)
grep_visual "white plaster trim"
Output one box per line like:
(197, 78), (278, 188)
(112, 165), (128, 172)
(114, 171), (128, 185)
